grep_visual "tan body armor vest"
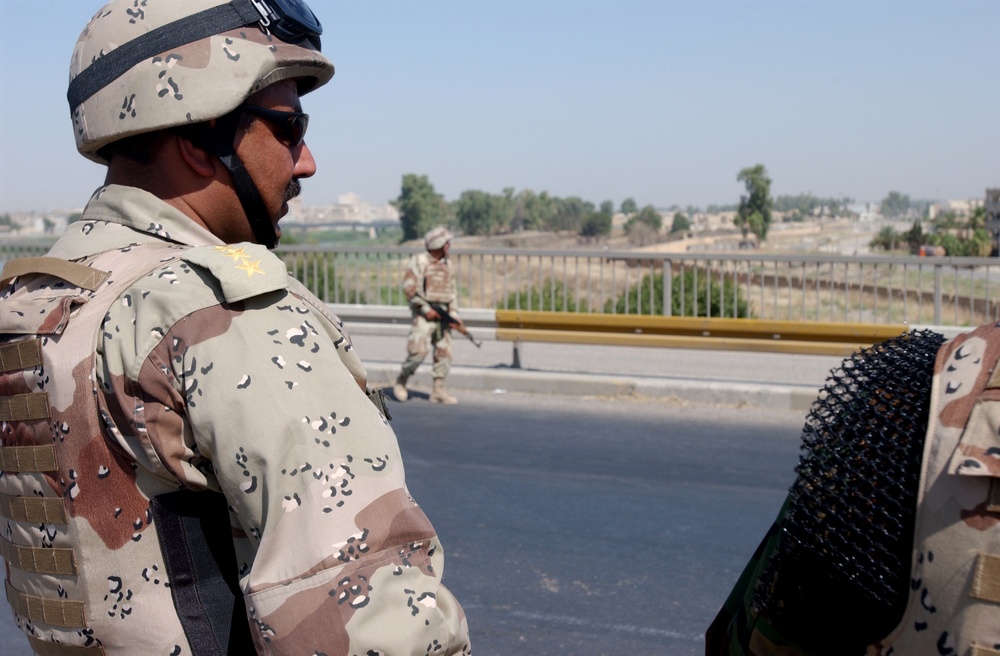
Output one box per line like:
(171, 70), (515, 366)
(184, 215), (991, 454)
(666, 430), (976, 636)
(421, 258), (455, 304)
(872, 325), (1000, 655)
(0, 245), (226, 655)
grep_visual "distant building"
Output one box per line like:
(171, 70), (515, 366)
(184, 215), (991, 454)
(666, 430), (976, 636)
(4, 209), (80, 236)
(282, 193), (400, 236)
(928, 198), (983, 220)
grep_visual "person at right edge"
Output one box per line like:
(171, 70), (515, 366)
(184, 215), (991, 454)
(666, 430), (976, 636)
(0, 1), (469, 654)
(393, 226), (463, 405)
(706, 325), (1000, 655)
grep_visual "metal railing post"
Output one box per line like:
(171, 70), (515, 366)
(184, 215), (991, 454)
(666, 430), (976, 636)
(934, 264), (943, 326)
(663, 259), (672, 317)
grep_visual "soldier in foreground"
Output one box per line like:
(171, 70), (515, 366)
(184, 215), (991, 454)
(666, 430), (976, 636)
(707, 326), (1000, 655)
(0, 1), (470, 654)
(393, 227), (466, 405)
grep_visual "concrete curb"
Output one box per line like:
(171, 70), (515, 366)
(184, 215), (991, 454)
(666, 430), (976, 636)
(363, 361), (820, 411)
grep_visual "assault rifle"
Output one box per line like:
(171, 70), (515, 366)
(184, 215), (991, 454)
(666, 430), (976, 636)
(427, 301), (482, 348)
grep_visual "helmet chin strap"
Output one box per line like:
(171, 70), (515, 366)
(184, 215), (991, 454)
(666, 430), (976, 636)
(204, 112), (280, 249)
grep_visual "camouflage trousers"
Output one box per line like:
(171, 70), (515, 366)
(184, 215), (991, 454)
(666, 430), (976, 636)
(399, 314), (453, 380)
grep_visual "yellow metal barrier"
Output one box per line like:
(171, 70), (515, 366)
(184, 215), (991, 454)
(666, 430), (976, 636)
(494, 310), (909, 356)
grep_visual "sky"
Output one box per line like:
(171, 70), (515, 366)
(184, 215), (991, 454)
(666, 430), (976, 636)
(0, 0), (997, 214)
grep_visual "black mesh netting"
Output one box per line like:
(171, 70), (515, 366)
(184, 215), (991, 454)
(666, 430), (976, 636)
(753, 329), (947, 654)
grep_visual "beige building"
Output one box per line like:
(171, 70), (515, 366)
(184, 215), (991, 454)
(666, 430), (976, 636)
(928, 197), (983, 220)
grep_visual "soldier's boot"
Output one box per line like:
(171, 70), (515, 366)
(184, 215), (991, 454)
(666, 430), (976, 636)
(430, 378), (458, 405)
(392, 374), (409, 402)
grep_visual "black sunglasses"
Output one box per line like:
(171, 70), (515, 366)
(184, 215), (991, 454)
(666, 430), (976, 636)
(241, 104), (310, 147)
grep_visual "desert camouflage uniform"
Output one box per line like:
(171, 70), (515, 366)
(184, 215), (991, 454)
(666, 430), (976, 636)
(0, 184), (470, 655)
(871, 323), (1000, 655)
(399, 253), (457, 382)
(707, 324), (1000, 656)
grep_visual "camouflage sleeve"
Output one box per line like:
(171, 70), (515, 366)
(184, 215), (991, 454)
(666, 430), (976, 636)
(100, 248), (470, 654)
(403, 254), (431, 316)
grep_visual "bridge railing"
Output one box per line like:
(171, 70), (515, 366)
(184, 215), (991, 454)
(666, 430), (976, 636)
(5, 241), (997, 328)
(277, 245), (1000, 328)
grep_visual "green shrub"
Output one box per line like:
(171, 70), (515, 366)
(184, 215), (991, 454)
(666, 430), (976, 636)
(605, 270), (749, 317)
(498, 279), (589, 312)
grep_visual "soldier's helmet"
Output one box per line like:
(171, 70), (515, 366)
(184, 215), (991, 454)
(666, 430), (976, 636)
(424, 226), (453, 251)
(69, 0), (334, 164)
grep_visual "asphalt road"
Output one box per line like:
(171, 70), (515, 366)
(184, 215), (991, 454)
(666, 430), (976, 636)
(0, 390), (806, 655)
(392, 390), (804, 655)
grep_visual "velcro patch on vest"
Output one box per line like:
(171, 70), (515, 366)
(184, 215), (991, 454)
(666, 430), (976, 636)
(181, 243), (288, 303)
(971, 553), (1000, 604)
(0, 444), (58, 472)
(0, 494), (67, 524)
(0, 536), (77, 575)
(0, 392), (51, 422)
(6, 580), (86, 628)
(0, 339), (42, 373)
(0, 257), (109, 291)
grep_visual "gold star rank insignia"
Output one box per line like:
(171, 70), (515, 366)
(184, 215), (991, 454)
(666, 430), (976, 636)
(236, 259), (265, 278)
(214, 245), (249, 262)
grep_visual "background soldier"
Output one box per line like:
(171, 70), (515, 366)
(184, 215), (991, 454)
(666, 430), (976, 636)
(707, 326), (1000, 656)
(393, 226), (465, 404)
(0, 1), (470, 654)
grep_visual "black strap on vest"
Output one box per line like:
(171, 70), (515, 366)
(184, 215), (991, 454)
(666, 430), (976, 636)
(150, 491), (253, 656)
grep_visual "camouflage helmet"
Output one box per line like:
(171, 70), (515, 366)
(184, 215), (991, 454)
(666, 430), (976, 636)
(424, 226), (453, 251)
(68, 0), (335, 164)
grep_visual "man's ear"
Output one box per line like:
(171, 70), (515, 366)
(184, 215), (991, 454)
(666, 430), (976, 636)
(175, 133), (217, 178)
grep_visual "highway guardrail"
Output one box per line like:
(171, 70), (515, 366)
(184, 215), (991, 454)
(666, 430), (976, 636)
(330, 304), (921, 356)
(494, 310), (911, 356)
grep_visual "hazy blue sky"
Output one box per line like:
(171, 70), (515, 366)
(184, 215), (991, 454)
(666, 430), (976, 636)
(1, 0), (997, 213)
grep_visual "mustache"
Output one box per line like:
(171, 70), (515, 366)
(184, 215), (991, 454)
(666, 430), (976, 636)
(283, 178), (302, 203)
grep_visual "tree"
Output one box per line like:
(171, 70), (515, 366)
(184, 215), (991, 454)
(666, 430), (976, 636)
(454, 189), (503, 236)
(625, 221), (657, 246)
(633, 205), (662, 232)
(519, 190), (557, 231)
(670, 212), (690, 234)
(599, 200), (615, 216)
(497, 187), (517, 232)
(869, 226), (900, 252)
(622, 205), (662, 245)
(620, 198), (638, 215)
(734, 164), (773, 240)
(880, 191), (911, 219)
(580, 210), (612, 239)
(774, 193), (854, 218)
(395, 174), (446, 242)
(903, 219), (924, 254)
(968, 206), (987, 232)
(933, 211), (961, 232)
(550, 197), (592, 233)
